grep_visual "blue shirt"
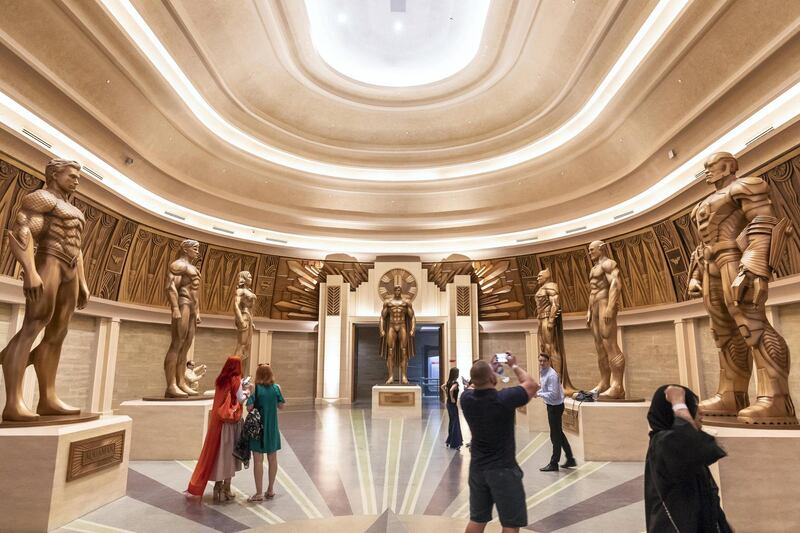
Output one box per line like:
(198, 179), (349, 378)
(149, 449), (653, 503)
(460, 385), (529, 469)
(537, 366), (565, 406)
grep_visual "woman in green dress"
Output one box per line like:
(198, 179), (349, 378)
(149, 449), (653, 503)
(246, 363), (285, 502)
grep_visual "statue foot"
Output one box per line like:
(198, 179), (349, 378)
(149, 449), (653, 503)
(401, 377), (409, 385)
(37, 397), (80, 416)
(737, 395), (797, 425)
(165, 385), (189, 398)
(179, 383), (199, 396)
(590, 382), (609, 395)
(699, 392), (748, 417)
(385, 377), (395, 385)
(2, 401), (40, 422)
(599, 385), (625, 400)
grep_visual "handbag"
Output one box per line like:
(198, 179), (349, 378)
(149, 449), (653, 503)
(243, 386), (263, 440)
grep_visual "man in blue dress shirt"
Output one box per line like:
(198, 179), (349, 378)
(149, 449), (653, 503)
(536, 352), (576, 472)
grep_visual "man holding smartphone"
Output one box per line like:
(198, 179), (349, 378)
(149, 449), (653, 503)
(460, 353), (539, 533)
(536, 353), (576, 472)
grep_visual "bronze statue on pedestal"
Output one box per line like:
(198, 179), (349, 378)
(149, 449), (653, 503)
(233, 270), (255, 368)
(535, 268), (575, 395)
(689, 152), (796, 424)
(0, 159), (90, 422)
(379, 286), (416, 384)
(586, 240), (626, 399)
(163, 239), (201, 398)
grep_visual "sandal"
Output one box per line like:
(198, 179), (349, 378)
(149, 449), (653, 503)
(247, 494), (264, 502)
(265, 492), (275, 500)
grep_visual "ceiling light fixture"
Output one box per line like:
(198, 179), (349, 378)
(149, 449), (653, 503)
(98, 0), (687, 182)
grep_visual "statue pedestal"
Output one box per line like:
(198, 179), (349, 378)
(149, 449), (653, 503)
(562, 398), (651, 461)
(371, 385), (422, 419)
(704, 426), (800, 533)
(118, 399), (212, 460)
(0, 415), (131, 532)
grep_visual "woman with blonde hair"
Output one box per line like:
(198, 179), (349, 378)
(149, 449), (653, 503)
(187, 356), (246, 502)
(247, 363), (285, 502)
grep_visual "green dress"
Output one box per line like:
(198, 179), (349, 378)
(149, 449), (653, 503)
(247, 384), (285, 453)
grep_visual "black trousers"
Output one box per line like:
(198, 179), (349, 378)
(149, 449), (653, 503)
(546, 402), (573, 465)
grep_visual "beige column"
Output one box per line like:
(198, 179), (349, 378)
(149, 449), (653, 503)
(89, 317), (121, 414)
(525, 329), (539, 377)
(6, 305), (38, 406)
(674, 318), (702, 392)
(617, 327), (629, 395)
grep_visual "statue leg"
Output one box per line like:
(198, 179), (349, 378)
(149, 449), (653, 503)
(723, 266), (796, 423)
(699, 268), (751, 416)
(177, 311), (198, 395)
(0, 261), (57, 421)
(399, 326), (409, 385)
(385, 328), (397, 384)
(590, 304), (610, 394)
(164, 308), (190, 397)
(34, 270), (81, 415)
(599, 301), (625, 399)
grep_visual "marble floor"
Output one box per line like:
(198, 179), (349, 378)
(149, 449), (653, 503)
(56, 403), (646, 533)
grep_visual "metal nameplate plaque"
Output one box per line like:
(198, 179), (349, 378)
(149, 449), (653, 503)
(379, 391), (415, 407)
(562, 405), (579, 435)
(67, 430), (126, 482)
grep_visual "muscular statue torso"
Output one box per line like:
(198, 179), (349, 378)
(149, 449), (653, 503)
(386, 298), (410, 328)
(170, 259), (201, 312)
(535, 283), (557, 319)
(23, 189), (85, 261)
(588, 259), (614, 306)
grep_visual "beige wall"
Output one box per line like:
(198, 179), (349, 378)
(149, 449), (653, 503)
(478, 332), (527, 371)
(194, 327), (238, 392)
(113, 321), (172, 407)
(563, 328), (597, 392)
(778, 303), (800, 406)
(270, 331), (316, 402)
(623, 322), (679, 400)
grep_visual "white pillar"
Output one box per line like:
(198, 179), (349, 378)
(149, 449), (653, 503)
(447, 275), (475, 379)
(88, 317), (121, 414)
(318, 276), (349, 401)
(674, 318), (702, 392)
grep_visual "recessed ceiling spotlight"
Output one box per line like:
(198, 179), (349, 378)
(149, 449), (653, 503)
(124, 157), (134, 165)
(393, 21), (404, 33)
(337, 12), (347, 24)
(667, 149), (676, 159)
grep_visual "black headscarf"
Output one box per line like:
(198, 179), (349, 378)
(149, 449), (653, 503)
(647, 384), (699, 437)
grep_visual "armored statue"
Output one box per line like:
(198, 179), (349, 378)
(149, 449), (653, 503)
(0, 159), (90, 422)
(163, 239), (202, 397)
(379, 285), (416, 384)
(688, 152), (796, 424)
(535, 268), (576, 395)
(233, 270), (256, 368)
(586, 240), (626, 399)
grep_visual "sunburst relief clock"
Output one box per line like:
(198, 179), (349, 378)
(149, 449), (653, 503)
(377, 268), (418, 301)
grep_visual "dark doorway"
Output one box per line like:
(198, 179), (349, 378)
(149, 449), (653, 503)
(352, 324), (443, 402)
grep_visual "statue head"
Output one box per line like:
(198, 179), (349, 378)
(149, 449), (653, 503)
(393, 285), (402, 298)
(237, 270), (252, 288)
(45, 159), (81, 194)
(588, 240), (607, 262)
(180, 239), (200, 260)
(536, 268), (551, 285)
(703, 152), (738, 184)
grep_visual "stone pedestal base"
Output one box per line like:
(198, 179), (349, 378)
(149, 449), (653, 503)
(525, 400), (550, 432)
(118, 399), (212, 460)
(0, 415), (131, 532)
(705, 426), (800, 533)
(371, 385), (422, 418)
(562, 398), (651, 461)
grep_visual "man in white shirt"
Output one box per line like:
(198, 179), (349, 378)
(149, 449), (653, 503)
(536, 353), (576, 472)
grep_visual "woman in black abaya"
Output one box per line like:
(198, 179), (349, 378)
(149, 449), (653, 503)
(645, 384), (733, 533)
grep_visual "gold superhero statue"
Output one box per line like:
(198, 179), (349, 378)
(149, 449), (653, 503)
(688, 152), (796, 424)
(379, 286), (416, 384)
(232, 270), (255, 369)
(0, 159), (90, 422)
(586, 240), (626, 399)
(535, 268), (576, 395)
(163, 239), (202, 398)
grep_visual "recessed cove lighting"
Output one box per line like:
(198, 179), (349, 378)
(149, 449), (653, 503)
(393, 20), (403, 33)
(336, 12), (347, 24)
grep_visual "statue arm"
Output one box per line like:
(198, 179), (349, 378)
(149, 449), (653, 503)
(547, 287), (560, 325)
(408, 302), (416, 336)
(76, 251), (90, 309)
(9, 192), (53, 299)
(233, 288), (244, 325)
(379, 302), (387, 336)
(605, 260), (622, 318)
(165, 262), (183, 319)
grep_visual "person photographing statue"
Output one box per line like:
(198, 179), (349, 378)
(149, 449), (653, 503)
(535, 353), (576, 472)
(460, 353), (539, 532)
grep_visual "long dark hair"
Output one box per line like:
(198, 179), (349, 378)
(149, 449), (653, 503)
(446, 367), (459, 389)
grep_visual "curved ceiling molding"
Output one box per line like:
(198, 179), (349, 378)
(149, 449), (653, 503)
(2, 81), (798, 254)
(98, 0), (687, 182)
(303, 0), (491, 88)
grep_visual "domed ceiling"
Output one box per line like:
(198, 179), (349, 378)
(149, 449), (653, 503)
(0, 0), (799, 256)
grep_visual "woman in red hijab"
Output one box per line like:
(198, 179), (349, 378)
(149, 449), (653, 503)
(187, 356), (246, 501)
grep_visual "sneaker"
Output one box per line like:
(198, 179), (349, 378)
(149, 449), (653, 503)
(539, 463), (559, 472)
(561, 458), (577, 468)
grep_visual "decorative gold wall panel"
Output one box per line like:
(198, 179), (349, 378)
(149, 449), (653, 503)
(2, 147), (800, 320)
